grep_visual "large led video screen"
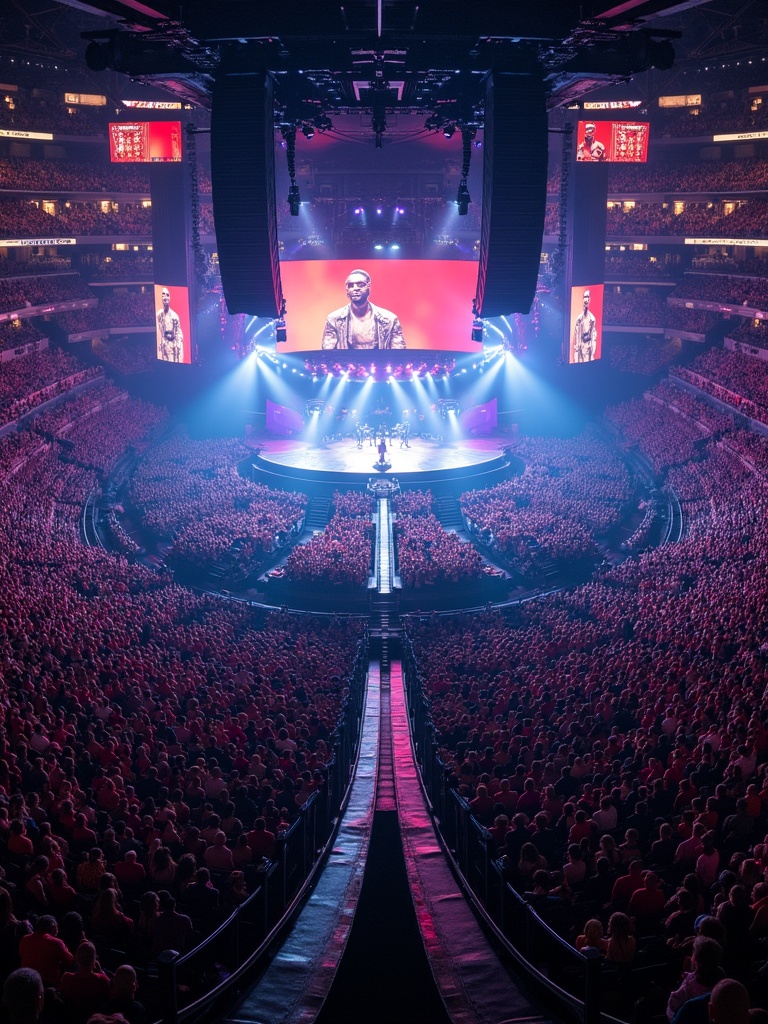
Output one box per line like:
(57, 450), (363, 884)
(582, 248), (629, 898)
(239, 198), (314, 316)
(575, 121), (650, 163)
(109, 121), (182, 163)
(154, 284), (192, 364)
(279, 260), (479, 352)
(568, 284), (603, 364)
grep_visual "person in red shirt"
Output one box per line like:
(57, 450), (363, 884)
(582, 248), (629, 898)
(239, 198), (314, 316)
(246, 818), (275, 860)
(60, 941), (110, 1021)
(19, 917), (74, 987)
(611, 860), (646, 912)
(7, 821), (33, 860)
(628, 871), (667, 935)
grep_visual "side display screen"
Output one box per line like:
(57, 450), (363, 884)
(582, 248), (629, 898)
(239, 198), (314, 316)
(154, 284), (192, 364)
(279, 259), (480, 352)
(109, 121), (183, 163)
(568, 284), (604, 364)
(575, 121), (650, 163)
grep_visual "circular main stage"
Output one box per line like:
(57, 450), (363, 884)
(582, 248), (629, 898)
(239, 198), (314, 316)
(251, 434), (518, 489)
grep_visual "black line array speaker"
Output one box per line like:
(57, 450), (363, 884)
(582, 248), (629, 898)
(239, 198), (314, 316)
(211, 71), (283, 317)
(476, 70), (548, 317)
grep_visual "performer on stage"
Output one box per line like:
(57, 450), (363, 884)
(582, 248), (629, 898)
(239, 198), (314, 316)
(400, 421), (411, 449)
(377, 436), (388, 465)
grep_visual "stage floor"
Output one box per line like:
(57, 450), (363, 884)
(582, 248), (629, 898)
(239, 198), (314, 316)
(257, 435), (507, 475)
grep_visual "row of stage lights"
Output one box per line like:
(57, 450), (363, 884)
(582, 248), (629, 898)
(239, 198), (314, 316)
(251, 344), (512, 378)
(303, 359), (456, 380)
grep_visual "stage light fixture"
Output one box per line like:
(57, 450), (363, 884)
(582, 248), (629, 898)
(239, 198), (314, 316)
(301, 123), (315, 140)
(275, 317), (287, 344)
(288, 183), (301, 216)
(457, 180), (471, 216)
(471, 317), (484, 343)
(443, 124), (456, 139)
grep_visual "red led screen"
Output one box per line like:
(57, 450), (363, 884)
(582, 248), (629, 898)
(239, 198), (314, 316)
(154, 284), (192, 364)
(575, 121), (650, 163)
(568, 284), (603, 364)
(279, 260), (479, 352)
(109, 121), (182, 163)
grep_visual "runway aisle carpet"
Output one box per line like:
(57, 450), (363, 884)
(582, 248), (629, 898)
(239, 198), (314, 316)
(315, 809), (452, 1024)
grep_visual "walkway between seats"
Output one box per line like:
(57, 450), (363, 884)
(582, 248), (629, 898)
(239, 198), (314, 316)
(227, 657), (551, 1024)
(230, 664), (382, 1024)
(389, 659), (551, 1024)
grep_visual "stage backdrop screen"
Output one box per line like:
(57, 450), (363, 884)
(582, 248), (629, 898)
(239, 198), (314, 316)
(575, 121), (649, 163)
(154, 284), (192, 364)
(568, 284), (603, 364)
(279, 260), (479, 352)
(109, 121), (182, 163)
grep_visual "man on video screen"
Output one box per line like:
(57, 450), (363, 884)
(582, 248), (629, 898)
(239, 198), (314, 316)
(321, 269), (406, 350)
(156, 287), (184, 363)
(576, 122), (606, 162)
(572, 289), (598, 363)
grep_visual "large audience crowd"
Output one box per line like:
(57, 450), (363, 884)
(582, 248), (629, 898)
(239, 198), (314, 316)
(0, 321), (46, 354)
(605, 201), (768, 239)
(671, 274), (768, 310)
(664, 308), (720, 336)
(52, 294), (153, 336)
(130, 433), (307, 574)
(726, 321), (768, 352)
(606, 338), (681, 376)
(0, 361), (365, 1020)
(0, 94), (104, 135)
(609, 158), (768, 195)
(604, 291), (668, 328)
(0, 275), (93, 315)
(285, 510), (373, 586)
(91, 337), (156, 376)
(673, 349), (768, 425)
(605, 254), (679, 281)
(0, 158), (150, 195)
(390, 490), (484, 587)
(461, 433), (631, 576)
(88, 258), (153, 283)
(0, 201), (152, 239)
(408, 372), (768, 1020)
(0, 350), (100, 428)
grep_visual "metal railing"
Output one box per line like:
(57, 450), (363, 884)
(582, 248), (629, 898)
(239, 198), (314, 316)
(152, 634), (369, 1024)
(402, 634), (629, 1024)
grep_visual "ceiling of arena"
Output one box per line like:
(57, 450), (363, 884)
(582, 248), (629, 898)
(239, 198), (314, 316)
(1, 0), (768, 121)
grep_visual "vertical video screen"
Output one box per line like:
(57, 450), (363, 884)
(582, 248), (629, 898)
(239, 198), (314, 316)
(154, 284), (192, 364)
(568, 284), (603, 364)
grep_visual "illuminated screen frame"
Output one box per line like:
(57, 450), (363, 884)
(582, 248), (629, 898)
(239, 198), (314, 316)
(568, 284), (604, 364)
(575, 121), (650, 163)
(109, 121), (183, 163)
(154, 284), (192, 365)
(279, 259), (480, 353)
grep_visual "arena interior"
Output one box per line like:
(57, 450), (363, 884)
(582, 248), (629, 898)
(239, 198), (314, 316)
(4, 2), (768, 1023)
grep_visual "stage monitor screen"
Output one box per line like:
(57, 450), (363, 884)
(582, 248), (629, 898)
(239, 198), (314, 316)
(109, 121), (182, 163)
(575, 121), (650, 163)
(279, 260), (479, 353)
(154, 284), (192, 364)
(568, 284), (603, 364)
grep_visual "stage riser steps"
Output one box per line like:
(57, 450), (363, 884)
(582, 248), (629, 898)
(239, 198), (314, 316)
(435, 495), (464, 530)
(305, 497), (332, 531)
